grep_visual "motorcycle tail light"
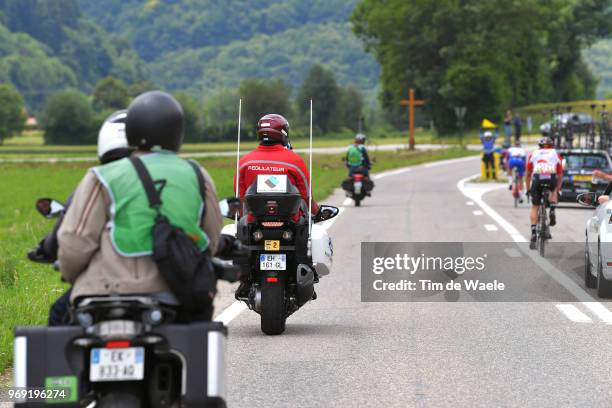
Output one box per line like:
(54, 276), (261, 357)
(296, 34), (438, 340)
(253, 230), (264, 241)
(265, 201), (278, 215)
(262, 221), (284, 228)
(106, 340), (131, 349)
(353, 175), (364, 181)
(266, 277), (278, 283)
(282, 230), (293, 240)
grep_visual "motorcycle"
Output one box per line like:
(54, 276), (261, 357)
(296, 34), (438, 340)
(219, 176), (338, 335)
(342, 167), (374, 207)
(14, 198), (235, 408)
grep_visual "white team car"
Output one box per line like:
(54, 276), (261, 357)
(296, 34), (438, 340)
(580, 192), (612, 298)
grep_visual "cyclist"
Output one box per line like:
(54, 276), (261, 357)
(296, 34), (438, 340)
(346, 133), (371, 177)
(525, 136), (563, 249)
(507, 140), (527, 203)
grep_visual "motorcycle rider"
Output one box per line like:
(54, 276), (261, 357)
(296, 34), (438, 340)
(346, 133), (371, 177)
(28, 109), (133, 325)
(233, 113), (321, 297)
(507, 140), (527, 203)
(525, 136), (563, 249)
(57, 91), (223, 321)
(235, 113), (320, 216)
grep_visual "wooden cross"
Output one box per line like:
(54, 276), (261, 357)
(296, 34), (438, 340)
(400, 88), (425, 150)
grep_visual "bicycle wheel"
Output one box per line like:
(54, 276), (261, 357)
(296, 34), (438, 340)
(539, 192), (549, 257)
(513, 168), (518, 208)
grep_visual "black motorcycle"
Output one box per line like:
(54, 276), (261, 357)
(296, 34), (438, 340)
(221, 179), (338, 335)
(341, 167), (374, 206)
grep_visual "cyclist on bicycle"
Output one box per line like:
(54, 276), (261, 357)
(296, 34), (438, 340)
(507, 140), (527, 203)
(526, 136), (563, 249)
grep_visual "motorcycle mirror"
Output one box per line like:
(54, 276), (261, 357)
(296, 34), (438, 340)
(577, 192), (597, 208)
(36, 198), (65, 218)
(314, 205), (340, 223)
(218, 197), (242, 220)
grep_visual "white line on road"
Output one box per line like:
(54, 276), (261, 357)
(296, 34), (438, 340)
(457, 174), (612, 323)
(423, 155), (481, 168)
(473, 210), (483, 216)
(373, 168), (412, 180)
(214, 300), (248, 325)
(484, 224), (498, 231)
(556, 304), (593, 323)
(343, 198), (353, 206)
(466, 201), (475, 206)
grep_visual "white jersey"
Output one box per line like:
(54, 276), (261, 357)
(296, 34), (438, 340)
(527, 148), (562, 175)
(508, 146), (526, 158)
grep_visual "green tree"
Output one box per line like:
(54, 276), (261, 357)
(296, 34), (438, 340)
(93, 76), (129, 110)
(351, 0), (611, 132)
(0, 83), (25, 144)
(239, 79), (292, 130)
(174, 92), (204, 143)
(338, 85), (364, 132)
(41, 90), (96, 145)
(128, 80), (157, 98)
(297, 64), (340, 133)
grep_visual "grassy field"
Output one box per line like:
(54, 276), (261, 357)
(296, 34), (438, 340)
(0, 147), (477, 373)
(0, 130), (483, 159)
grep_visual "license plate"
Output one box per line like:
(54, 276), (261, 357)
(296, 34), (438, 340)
(90, 347), (144, 382)
(354, 181), (363, 194)
(264, 240), (280, 251)
(260, 254), (286, 271)
(573, 175), (591, 182)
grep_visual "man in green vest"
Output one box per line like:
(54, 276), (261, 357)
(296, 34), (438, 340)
(346, 133), (371, 176)
(58, 91), (223, 321)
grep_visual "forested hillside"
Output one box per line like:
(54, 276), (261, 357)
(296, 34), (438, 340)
(78, 0), (379, 97)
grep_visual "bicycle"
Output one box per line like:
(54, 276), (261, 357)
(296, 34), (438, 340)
(535, 185), (551, 257)
(511, 167), (520, 208)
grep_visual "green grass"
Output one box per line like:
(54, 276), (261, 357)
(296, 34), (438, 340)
(0, 147), (477, 372)
(0, 129), (482, 159)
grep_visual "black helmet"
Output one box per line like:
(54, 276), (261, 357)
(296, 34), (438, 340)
(538, 136), (554, 148)
(126, 91), (184, 152)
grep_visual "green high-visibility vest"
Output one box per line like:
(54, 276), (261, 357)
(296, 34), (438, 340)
(93, 151), (209, 257)
(347, 144), (364, 166)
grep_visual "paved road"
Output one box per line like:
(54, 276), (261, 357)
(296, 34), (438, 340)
(214, 155), (612, 407)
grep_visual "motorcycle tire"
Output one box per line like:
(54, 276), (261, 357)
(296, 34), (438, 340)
(260, 278), (286, 335)
(98, 392), (141, 408)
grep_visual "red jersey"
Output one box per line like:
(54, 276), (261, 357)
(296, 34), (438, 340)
(234, 144), (319, 215)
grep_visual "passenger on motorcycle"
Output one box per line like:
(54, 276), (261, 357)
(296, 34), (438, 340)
(57, 91), (223, 321)
(28, 110), (134, 325)
(507, 140), (527, 203)
(525, 136), (563, 249)
(346, 133), (371, 177)
(235, 114), (320, 217)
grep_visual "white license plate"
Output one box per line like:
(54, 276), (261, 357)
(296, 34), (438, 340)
(354, 181), (363, 194)
(260, 254), (286, 271)
(90, 347), (145, 382)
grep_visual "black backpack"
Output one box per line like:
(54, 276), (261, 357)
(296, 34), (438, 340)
(130, 156), (216, 319)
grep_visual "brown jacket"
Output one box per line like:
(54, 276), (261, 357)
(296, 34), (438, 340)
(58, 156), (222, 302)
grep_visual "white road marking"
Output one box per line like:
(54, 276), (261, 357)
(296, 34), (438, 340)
(457, 174), (612, 323)
(556, 304), (593, 323)
(473, 210), (483, 216)
(343, 198), (352, 206)
(466, 201), (475, 206)
(484, 224), (498, 231)
(214, 301), (248, 325)
(373, 168), (412, 180)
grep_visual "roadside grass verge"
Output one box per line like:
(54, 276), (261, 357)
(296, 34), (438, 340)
(0, 147), (477, 372)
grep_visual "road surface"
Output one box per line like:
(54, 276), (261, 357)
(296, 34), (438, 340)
(213, 154), (612, 407)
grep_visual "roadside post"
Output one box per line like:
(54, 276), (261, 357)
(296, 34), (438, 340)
(453, 106), (467, 148)
(400, 88), (425, 150)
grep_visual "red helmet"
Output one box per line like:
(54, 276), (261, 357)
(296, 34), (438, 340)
(257, 114), (290, 145)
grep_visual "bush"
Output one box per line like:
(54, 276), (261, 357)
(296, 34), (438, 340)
(41, 90), (96, 145)
(0, 83), (26, 144)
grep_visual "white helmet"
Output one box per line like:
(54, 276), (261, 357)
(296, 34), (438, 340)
(483, 131), (493, 138)
(97, 110), (131, 164)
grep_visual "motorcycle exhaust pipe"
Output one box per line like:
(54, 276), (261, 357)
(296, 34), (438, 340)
(296, 264), (315, 307)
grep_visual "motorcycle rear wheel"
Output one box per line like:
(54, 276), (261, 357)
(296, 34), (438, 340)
(260, 279), (286, 335)
(98, 391), (141, 408)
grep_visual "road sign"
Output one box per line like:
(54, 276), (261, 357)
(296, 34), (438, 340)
(453, 106), (467, 121)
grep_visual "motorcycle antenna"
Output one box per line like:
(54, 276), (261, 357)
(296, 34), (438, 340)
(307, 99), (313, 255)
(234, 98), (242, 227)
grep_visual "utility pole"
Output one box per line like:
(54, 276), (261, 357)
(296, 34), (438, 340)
(400, 88), (425, 150)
